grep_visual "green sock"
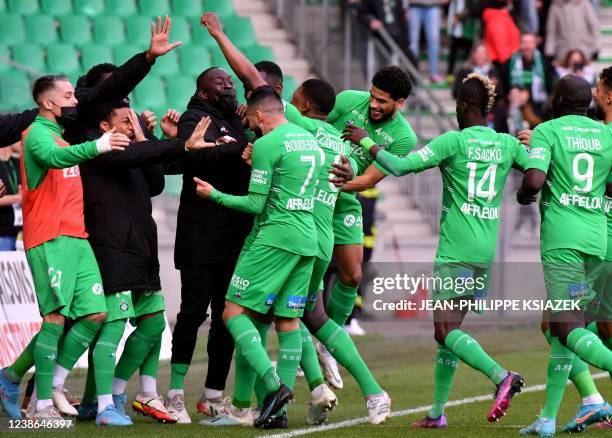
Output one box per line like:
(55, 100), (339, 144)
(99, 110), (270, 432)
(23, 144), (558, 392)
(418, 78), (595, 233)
(566, 328), (612, 372)
(93, 320), (125, 395)
(326, 281), (358, 326)
(252, 320), (270, 407)
(114, 313), (164, 381)
(34, 322), (64, 400)
(299, 322), (324, 390)
(444, 329), (507, 385)
(541, 336), (574, 418)
(82, 349), (96, 405)
(170, 363), (189, 390)
(232, 347), (257, 408)
(5, 334), (37, 383)
(56, 318), (102, 371)
(140, 336), (162, 378)
(585, 322), (612, 348)
(429, 345), (458, 419)
(544, 329), (598, 399)
(315, 319), (382, 396)
(276, 329), (302, 391)
(226, 315), (279, 393)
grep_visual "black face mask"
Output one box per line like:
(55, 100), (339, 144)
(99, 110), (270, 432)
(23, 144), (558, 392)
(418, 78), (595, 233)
(55, 105), (78, 128)
(214, 89), (238, 116)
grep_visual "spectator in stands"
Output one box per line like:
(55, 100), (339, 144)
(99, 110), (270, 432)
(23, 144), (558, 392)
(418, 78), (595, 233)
(408, 0), (445, 82)
(544, 0), (600, 62)
(555, 49), (596, 85)
(0, 142), (21, 250)
(446, 0), (478, 81)
(509, 33), (548, 114)
(518, 0), (539, 33)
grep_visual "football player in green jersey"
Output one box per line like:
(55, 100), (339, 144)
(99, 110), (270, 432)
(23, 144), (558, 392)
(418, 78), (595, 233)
(353, 73), (526, 428)
(517, 74), (612, 436)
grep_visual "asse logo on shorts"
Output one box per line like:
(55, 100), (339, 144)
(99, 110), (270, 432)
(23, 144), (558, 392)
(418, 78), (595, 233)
(120, 301), (129, 312)
(344, 214), (362, 228)
(92, 283), (104, 295)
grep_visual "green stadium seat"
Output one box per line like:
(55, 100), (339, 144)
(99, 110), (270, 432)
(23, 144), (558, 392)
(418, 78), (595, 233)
(0, 70), (32, 111)
(179, 45), (211, 76)
(113, 44), (140, 65)
(163, 175), (182, 196)
(74, 0), (105, 16)
(138, 0), (171, 15)
(81, 44), (113, 70)
(244, 45), (275, 63)
(7, 0), (38, 15)
(191, 24), (221, 49)
(134, 76), (166, 109)
(282, 75), (297, 100)
(41, 0), (72, 15)
(0, 45), (11, 72)
(203, 0), (235, 18)
(210, 48), (231, 71)
(93, 16), (126, 46)
(126, 15), (152, 46)
(25, 15), (58, 46)
(12, 43), (46, 74)
(59, 15), (92, 46)
(47, 43), (81, 76)
(171, 0), (202, 18)
(224, 16), (256, 48)
(170, 16), (191, 44)
(0, 0), (4, 12)
(166, 74), (194, 109)
(0, 14), (25, 45)
(152, 50), (179, 76)
(106, 0), (137, 16)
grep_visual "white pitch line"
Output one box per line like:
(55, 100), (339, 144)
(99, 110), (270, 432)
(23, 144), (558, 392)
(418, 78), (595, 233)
(259, 372), (608, 438)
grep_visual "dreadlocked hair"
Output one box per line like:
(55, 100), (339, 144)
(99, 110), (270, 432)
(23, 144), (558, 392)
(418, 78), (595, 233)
(461, 72), (496, 114)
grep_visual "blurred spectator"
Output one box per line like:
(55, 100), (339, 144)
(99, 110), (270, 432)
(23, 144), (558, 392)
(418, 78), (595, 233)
(409, 0), (446, 82)
(446, 0), (478, 79)
(544, 0), (599, 62)
(509, 34), (548, 110)
(354, 0), (419, 68)
(0, 142), (21, 251)
(555, 49), (596, 85)
(507, 87), (543, 133)
(519, 0), (539, 33)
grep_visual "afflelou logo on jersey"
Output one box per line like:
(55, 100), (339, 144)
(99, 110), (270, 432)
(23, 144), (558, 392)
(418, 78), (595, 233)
(63, 166), (80, 178)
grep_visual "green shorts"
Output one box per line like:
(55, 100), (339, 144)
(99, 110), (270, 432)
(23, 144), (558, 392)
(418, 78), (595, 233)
(226, 242), (315, 318)
(542, 249), (603, 314)
(432, 257), (491, 303)
(305, 257), (330, 313)
(332, 192), (364, 245)
(105, 289), (165, 324)
(586, 260), (612, 320)
(26, 235), (106, 318)
(105, 291), (135, 322)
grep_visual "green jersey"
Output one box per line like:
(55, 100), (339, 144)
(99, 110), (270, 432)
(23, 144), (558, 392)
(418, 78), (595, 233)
(526, 115), (612, 257)
(284, 101), (355, 260)
(327, 90), (417, 176)
(374, 126), (530, 262)
(248, 122), (323, 257)
(606, 172), (612, 261)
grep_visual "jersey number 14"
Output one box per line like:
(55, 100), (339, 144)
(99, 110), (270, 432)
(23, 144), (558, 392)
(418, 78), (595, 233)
(466, 162), (498, 203)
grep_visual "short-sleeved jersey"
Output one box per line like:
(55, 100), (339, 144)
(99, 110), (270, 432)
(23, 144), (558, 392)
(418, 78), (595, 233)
(526, 115), (612, 257)
(605, 172), (612, 261)
(284, 101), (355, 260)
(327, 90), (417, 176)
(380, 126), (529, 262)
(249, 122), (323, 257)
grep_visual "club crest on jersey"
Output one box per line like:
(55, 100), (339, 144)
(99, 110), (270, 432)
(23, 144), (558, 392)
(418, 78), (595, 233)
(63, 166), (80, 178)
(120, 300), (129, 312)
(92, 283), (103, 295)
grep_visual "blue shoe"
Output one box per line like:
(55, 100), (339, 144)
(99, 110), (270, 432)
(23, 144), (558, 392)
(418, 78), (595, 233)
(520, 417), (556, 437)
(113, 394), (128, 417)
(95, 405), (133, 426)
(77, 402), (98, 421)
(560, 402), (612, 433)
(0, 368), (21, 419)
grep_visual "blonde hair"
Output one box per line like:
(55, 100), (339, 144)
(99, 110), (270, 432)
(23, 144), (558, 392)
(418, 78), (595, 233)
(463, 72), (496, 113)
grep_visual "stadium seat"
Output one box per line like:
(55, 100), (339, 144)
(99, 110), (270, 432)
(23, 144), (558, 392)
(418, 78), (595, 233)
(0, 0), (4, 12)
(59, 15), (92, 46)
(41, 0), (73, 15)
(210, 48), (232, 71)
(12, 43), (46, 74)
(138, 0), (171, 16)
(0, 14), (25, 45)
(126, 15), (153, 46)
(179, 45), (211, 76)
(152, 50), (179, 76)
(244, 45), (276, 63)
(7, 0), (38, 15)
(74, 0), (105, 16)
(81, 44), (114, 70)
(106, 0), (137, 16)
(283, 75), (297, 100)
(113, 44), (140, 65)
(133, 76), (167, 109)
(93, 16), (126, 46)
(0, 45), (10, 72)
(171, 0), (202, 18)
(203, 0), (235, 18)
(191, 25), (221, 49)
(167, 75), (194, 110)
(163, 175), (182, 196)
(0, 70), (32, 111)
(25, 15), (58, 46)
(224, 16), (256, 48)
(169, 16), (191, 45)
(47, 43), (81, 76)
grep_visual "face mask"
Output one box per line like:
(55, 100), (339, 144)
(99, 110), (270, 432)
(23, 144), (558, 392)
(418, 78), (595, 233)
(51, 102), (78, 128)
(214, 89), (238, 115)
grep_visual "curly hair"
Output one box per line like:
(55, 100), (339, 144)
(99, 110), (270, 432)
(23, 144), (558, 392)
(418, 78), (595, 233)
(300, 79), (336, 115)
(460, 72), (496, 115)
(372, 66), (413, 100)
(600, 65), (612, 90)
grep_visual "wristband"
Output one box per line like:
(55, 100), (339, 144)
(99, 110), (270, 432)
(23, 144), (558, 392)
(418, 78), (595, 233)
(95, 134), (112, 154)
(359, 137), (376, 151)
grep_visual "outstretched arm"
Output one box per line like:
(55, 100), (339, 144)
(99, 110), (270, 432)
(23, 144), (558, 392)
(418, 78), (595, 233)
(194, 177), (267, 214)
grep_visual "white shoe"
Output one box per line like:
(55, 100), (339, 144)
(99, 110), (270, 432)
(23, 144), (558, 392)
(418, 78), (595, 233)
(317, 342), (343, 389)
(297, 366), (305, 378)
(133, 393), (177, 423)
(199, 406), (254, 426)
(165, 393), (192, 424)
(197, 395), (230, 417)
(33, 405), (63, 420)
(52, 387), (78, 416)
(345, 319), (366, 336)
(366, 391), (391, 424)
(306, 384), (338, 425)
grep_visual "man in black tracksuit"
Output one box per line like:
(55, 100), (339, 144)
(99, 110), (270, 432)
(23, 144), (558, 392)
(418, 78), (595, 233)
(165, 67), (252, 419)
(0, 109), (38, 147)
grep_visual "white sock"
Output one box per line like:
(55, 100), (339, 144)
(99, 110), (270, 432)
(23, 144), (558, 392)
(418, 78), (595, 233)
(112, 377), (128, 395)
(310, 384), (324, 400)
(167, 389), (184, 399)
(204, 387), (223, 401)
(140, 375), (157, 396)
(97, 394), (113, 413)
(583, 393), (604, 405)
(51, 365), (70, 388)
(36, 399), (53, 411)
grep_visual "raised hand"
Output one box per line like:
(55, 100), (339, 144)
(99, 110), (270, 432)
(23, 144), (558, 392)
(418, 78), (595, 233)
(128, 109), (147, 142)
(141, 110), (157, 133)
(147, 15), (182, 60)
(517, 129), (533, 147)
(329, 154), (354, 187)
(201, 12), (223, 38)
(193, 177), (214, 199)
(342, 124), (369, 146)
(161, 109), (181, 139)
(185, 117), (217, 150)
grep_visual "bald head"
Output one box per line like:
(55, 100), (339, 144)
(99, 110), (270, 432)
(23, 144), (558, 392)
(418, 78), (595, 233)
(552, 74), (593, 117)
